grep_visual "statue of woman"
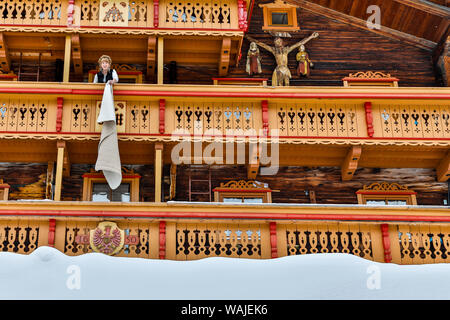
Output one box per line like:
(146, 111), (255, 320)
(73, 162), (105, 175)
(296, 44), (313, 77)
(246, 42), (262, 76)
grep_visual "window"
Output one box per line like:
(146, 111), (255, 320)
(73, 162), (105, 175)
(92, 183), (131, 202)
(260, 0), (299, 31)
(82, 169), (140, 202)
(213, 180), (272, 203)
(271, 12), (289, 25)
(356, 182), (417, 205)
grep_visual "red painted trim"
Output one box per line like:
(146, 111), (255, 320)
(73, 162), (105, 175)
(159, 98), (165, 134)
(56, 97), (63, 132)
(380, 223), (392, 263)
(154, 0), (159, 27)
(48, 218), (56, 247)
(212, 77), (268, 81)
(343, 78), (399, 82)
(212, 188), (272, 193)
(159, 220), (166, 259)
(0, 87), (448, 99)
(67, 0), (75, 27)
(247, 0), (255, 33)
(0, 24), (242, 32)
(238, 0), (248, 31)
(269, 221), (278, 259)
(364, 101), (374, 138)
(1, 209), (450, 222)
(0, 184), (10, 188)
(356, 191), (417, 195)
(261, 100), (269, 136)
(1, 130), (449, 142)
(0, 75), (17, 79)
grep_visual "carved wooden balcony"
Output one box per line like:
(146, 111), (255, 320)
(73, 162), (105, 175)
(0, 200), (449, 264)
(0, 0), (242, 32)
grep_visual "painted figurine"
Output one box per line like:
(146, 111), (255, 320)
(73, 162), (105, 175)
(246, 42), (262, 76)
(245, 32), (319, 86)
(93, 55), (119, 85)
(296, 44), (313, 77)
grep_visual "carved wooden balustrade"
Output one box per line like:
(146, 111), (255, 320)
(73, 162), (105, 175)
(0, 0), (240, 30)
(0, 202), (449, 264)
(0, 85), (449, 141)
(0, 0), (68, 26)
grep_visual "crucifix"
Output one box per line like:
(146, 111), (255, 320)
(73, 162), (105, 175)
(245, 32), (319, 86)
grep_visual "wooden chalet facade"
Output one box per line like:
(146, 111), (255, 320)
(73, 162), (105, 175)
(0, 0), (449, 264)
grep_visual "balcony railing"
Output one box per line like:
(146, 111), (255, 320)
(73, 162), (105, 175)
(0, 201), (449, 264)
(0, 0), (240, 30)
(0, 83), (448, 141)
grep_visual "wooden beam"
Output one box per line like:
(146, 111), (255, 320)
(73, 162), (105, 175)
(147, 36), (156, 81)
(155, 143), (164, 202)
(437, 151), (450, 182)
(393, 0), (450, 17)
(46, 161), (54, 200)
(341, 146), (362, 181)
(71, 34), (83, 76)
(247, 143), (259, 179)
(0, 33), (10, 73)
(169, 163), (177, 200)
(63, 35), (71, 82)
(290, 0), (436, 51)
(218, 37), (231, 76)
(54, 141), (65, 201)
(157, 37), (164, 85)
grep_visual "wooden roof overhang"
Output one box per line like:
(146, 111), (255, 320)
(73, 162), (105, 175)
(0, 82), (448, 181)
(276, 0), (450, 52)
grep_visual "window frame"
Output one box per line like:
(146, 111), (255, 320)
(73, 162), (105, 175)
(213, 180), (272, 203)
(356, 182), (417, 205)
(82, 172), (140, 202)
(260, 0), (299, 32)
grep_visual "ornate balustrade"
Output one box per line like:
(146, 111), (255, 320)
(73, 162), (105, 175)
(0, 201), (449, 264)
(0, 0), (240, 30)
(0, 84), (448, 143)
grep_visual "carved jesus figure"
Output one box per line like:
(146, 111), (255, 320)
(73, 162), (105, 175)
(245, 32), (319, 86)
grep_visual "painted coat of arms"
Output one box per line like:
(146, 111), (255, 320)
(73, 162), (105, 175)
(90, 221), (125, 255)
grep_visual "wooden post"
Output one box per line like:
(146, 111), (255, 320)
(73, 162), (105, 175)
(48, 219), (56, 247)
(380, 223), (392, 263)
(63, 35), (71, 82)
(269, 222), (278, 258)
(159, 221), (166, 259)
(157, 37), (164, 84)
(54, 141), (65, 201)
(155, 143), (163, 202)
(364, 102), (374, 138)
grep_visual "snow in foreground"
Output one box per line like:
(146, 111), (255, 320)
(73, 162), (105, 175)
(0, 246), (449, 299)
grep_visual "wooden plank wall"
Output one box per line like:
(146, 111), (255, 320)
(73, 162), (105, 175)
(226, 3), (439, 87)
(0, 163), (447, 205)
(175, 165), (448, 205)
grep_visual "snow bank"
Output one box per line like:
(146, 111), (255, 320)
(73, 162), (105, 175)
(0, 246), (449, 299)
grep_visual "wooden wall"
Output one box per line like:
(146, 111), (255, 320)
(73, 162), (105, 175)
(0, 163), (446, 205)
(0, 163), (47, 199)
(224, 1), (439, 87)
(174, 165), (449, 205)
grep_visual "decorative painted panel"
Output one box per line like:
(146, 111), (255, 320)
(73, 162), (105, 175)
(0, 98), (54, 132)
(374, 104), (450, 138)
(95, 100), (126, 133)
(0, 0), (67, 25)
(271, 103), (364, 137)
(175, 222), (266, 260)
(161, 0), (237, 29)
(281, 222), (377, 261)
(391, 224), (450, 264)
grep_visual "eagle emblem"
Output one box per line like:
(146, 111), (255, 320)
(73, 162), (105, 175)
(90, 221), (125, 255)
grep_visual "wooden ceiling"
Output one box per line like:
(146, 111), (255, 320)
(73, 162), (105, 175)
(286, 0), (450, 50)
